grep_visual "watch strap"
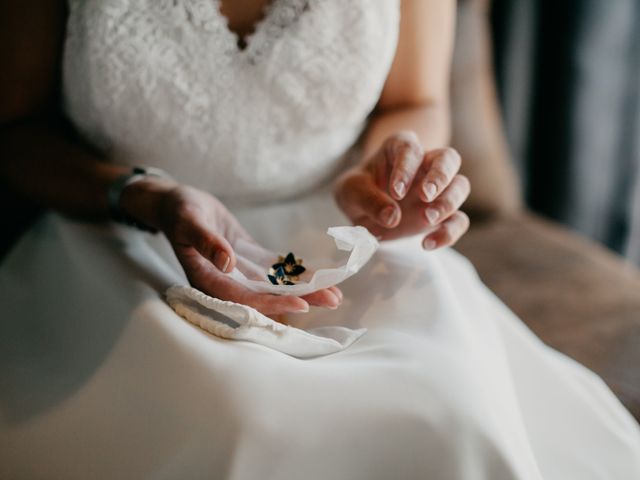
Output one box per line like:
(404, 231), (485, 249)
(107, 166), (170, 232)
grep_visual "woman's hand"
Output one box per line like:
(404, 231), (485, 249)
(121, 180), (342, 316)
(334, 131), (470, 249)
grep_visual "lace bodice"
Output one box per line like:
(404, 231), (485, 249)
(63, 0), (400, 203)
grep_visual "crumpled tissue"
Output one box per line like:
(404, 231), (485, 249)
(165, 226), (378, 358)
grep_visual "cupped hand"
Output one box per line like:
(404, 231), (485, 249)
(123, 182), (342, 316)
(334, 131), (470, 249)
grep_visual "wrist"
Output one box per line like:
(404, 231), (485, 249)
(118, 176), (178, 231)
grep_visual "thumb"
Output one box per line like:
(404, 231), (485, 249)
(335, 170), (401, 229)
(181, 220), (236, 273)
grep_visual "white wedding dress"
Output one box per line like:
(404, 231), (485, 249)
(1, 1), (639, 478)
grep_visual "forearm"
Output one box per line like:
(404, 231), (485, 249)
(360, 102), (451, 161)
(0, 118), (129, 220)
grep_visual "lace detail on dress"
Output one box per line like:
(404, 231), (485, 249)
(63, 0), (400, 203)
(188, 0), (310, 56)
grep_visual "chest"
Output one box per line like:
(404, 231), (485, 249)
(63, 0), (400, 146)
(218, 0), (271, 47)
(62, 0), (400, 199)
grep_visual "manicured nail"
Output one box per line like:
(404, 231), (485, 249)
(214, 251), (231, 272)
(425, 208), (439, 224)
(327, 291), (341, 307)
(424, 182), (437, 201)
(379, 205), (400, 227)
(393, 180), (407, 198)
(295, 303), (310, 313)
(423, 238), (437, 250)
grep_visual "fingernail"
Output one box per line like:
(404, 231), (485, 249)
(393, 180), (407, 198)
(334, 289), (344, 302)
(295, 303), (310, 313)
(423, 238), (437, 250)
(379, 205), (400, 227)
(214, 251), (231, 272)
(424, 182), (437, 201)
(425, 208), (439, 224)
(327, 291), (341, 307)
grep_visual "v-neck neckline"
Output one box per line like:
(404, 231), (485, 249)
(214, 0), (277, 53)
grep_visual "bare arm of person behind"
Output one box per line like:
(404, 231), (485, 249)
(335, 0), (471, 249)
(0, 0), (342, 316)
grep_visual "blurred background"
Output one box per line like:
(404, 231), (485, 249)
(450, 0), (640, 419)
(491, 0), (640, 265)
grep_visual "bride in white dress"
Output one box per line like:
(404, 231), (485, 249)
(1, 0), (639, 478)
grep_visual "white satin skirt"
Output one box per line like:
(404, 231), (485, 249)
(1, 190), (639, 480)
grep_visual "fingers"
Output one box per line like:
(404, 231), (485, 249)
(181, 221), (236, 273)
(335, 171), (401, 229)
(385, 131), (424, 201)
(302, 286), (343, 309)
(419, 148), (462, 203)
(197, 264), (310, 315)
(328, 286), (344, 302)
(181, 249), (345, 316)
(422, 211), (470, 250)
(241, 293), (310, 316)
(220, 282), (343, 316)
(270, 288), (339, 323)
(423, 174), (471, 226)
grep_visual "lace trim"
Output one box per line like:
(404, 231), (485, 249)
(63, 0), (401, 202)
(182, 0), (309, 59)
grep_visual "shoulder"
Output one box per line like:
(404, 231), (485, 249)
(0, 0), (68, 123)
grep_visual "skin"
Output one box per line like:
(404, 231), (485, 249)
(335, 0), (470, 249)
(0, 0), (469, 318)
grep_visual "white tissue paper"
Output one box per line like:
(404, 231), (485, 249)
(228, 226), (379, 295)
(165, 226), (378, 358)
